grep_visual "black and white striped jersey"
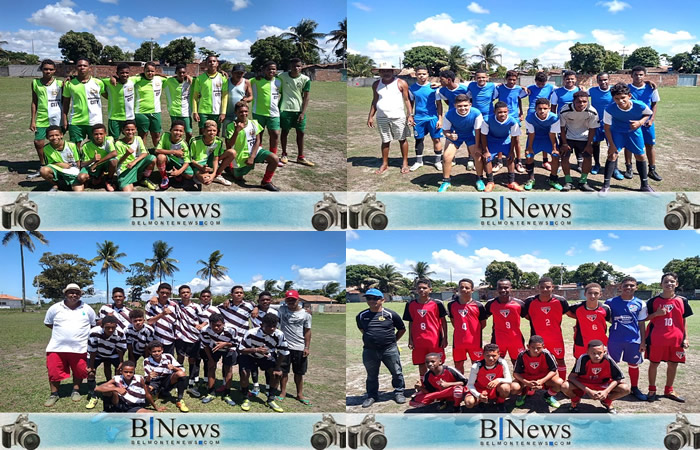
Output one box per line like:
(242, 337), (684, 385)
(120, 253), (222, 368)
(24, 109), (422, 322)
(240, 326), (290, 359)
(114, 374), (147, 405)
(176, 301), (203, 343)
(143, 353), (182, 380)
(125, 323), (155, 355)
(146, 300), (180, 345)
(219, 301), (256, 336)
(200, 324), (239, 351)
(251, 307), (279, 328)
(87, 326), (127, 359)
(98, 304), (132, 331)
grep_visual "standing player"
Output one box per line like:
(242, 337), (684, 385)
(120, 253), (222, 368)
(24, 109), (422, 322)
(466, 70), (498, 171)
(85, 315), (127, 409)
(566, 283), (611, 359)
(250, 291), (279, 396)
(495, 71), (527, 172)
(279, 58), (314, 166)
(605, 276), (648, 400)
(484, 279), (526, 364)
(448, 278), (487, 374)
(250, 61), (282, 161)
(146, 283), (180, 355)
(438, 95), (483, 192)
(29, 59), (62, 178)
(125, 309), (155, 363)
(558, 91), (600, 191)
(402, 279), (448, 378)
(173, 285), (203, 378)
(464, 343), (512, 413)
(98, 287), (132, 333)
(408, 65), (443, 172)
(222, 64), (253, 136)
(523, 99), (562, 191)
(189, 120), (235, 187)
(114, 120), (157, 191)
(550, 70), (580, 114)
(190, 289), (219, 396)
(39, 125), (90, 192)
(102, 63), (136, 140)
(278, 290), (313, 406)
(133, 62), (165, 148)
(155, 120), (193, 190)
(645, 272), (693, 402)
(62, 58), (104, 148)
(435, 70), (469, 171)
(480, 102), (523, 192)
(409, 353), (467, 412)
(82, 124), (118, 191)
(219, 285), (258, 340)
(192, 55), (228, 136)
(629, 66), (662, 181)
(510, 335), (563, 408)
(525, 72), (554, 172)
(163, 64), (194, 143)
(199, 313), (239, 408)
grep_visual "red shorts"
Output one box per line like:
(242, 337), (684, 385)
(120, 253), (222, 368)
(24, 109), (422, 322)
(412, 346), (445, 365)
(543, 338), (565, 359)
(648, 344), (686, 363)
(46, 352), (88, 382)
(467, 385), (499, 401)
(571, 381), (610, 398)
(497, 341), (526, 360)
(574, 345), (586, 359)
(453, 346), (483, 363)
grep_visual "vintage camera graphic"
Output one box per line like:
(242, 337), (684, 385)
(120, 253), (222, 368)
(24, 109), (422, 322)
(311, 414), (346, 449)
(665, 193), (700, 230)
(2, 194), (40, 231)
(348, 415), (387, 450)
(665, 414), (700, 450)
(312, 193), (388, 231)
(312, 193), (348, 231)
(1, 414), (40, 450)
(348, 194), (388, 231)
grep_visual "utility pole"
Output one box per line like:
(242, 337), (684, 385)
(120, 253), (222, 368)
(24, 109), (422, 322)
(150, 37), (154, 62)
(621, 46), (627, 71)
(559, 263), (565, 287)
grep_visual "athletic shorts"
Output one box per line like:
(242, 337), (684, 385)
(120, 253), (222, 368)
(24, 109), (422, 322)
(641, 123), (656, 146)
(446, 135), (476, 149)
(467, 384), (499, 401)
(571, 381), (611, 398)
(280, 111), (307, 132)
(148, 374), (177, 396)
(208, 349), (237, 367)
(174, 340), (200, 359)
(496, 338), (526, 361)
(46, 165), (88, 186)
(252, 113), (280, 131)
(280, 349), (307, 375)
(485, 142), (512, 161)
(453, 346), (483, 363)
(68, 124), (92, 143)
(108, 119), (127, 138)
(135, 113), (162, 134)
(412, 346), (445, 366)
(567, 140), (589, 158)
(543, 338), (565, 359)
(46, 352), (88, 382)
(90, 356), (121, 372)
(647, 344), (685, 363)
(610, 130), (645, 155)
(238, 354), (278, 372)
(593, 125), (607, 144)
(607, 340), (643, 365)
(89, 159), (116, 178)
(233, 149), (272, 178)
(110, 397), (145, 413)
(526, 138), (557, 158)
(198, 113), (222, 128)
(376, 116), (411, 143)
(170, 116), (192, 134)
(413, 117), (443, 139)
(117, 154), (156, 189)
(164, 156), (194, 176)
(34, 127), (51, 141)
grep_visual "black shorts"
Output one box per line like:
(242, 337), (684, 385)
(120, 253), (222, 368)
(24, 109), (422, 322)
(92, 357), (120, 371)
(110, 397), (144, 413)
(239, 354), (277, 372)
(280, 350), (307, 375)
(148, 374), (177, 396)
(162, 343), (175, 355)
(209, 349), (237, 367)
(175, 339), (200, 359)
(567, 140), (589, 157)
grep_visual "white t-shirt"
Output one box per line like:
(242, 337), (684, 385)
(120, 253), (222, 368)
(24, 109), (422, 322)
(44, 300), (97, 353)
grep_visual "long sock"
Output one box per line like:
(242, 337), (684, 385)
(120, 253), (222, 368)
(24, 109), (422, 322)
(176, 377), (187, 400)
(565, 175), (573, 183)
(526, 162), (535, 178)
(603, 398), (613, 407)
(558, 366), (567, 380)
(487, 172), (494, 183)
(592, 143), (600, 166)
(434, 152), (443, 164)
(628, 365), (640, 387)
(242, 385), (249, 395)
(649, 385), (657, 392)
(496, 396), (505, 404)
(649, 164), (656, 171)
(549, 174), (558, 183)
(580, 173), (588, 183)
(508, 172), (515, 183)
(664, 386), (673, 394)
(571, 396), (581, 405)
(87, 380), (96, 397)
(224, 388), (231, 397)
(252, 367), (259, 385)
(636, 160), (648, 187)
(270, 147), (278, 155)
(190, 361), (200, 384)
(442, 177), (451, 183)
(262, 169), (275, 184)
(415, 138), (424, 162)
(158, 163), (167, 178)
(603, 160), (615, 187)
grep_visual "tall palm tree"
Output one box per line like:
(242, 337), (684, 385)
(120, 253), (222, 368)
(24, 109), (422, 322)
(516, 59), (529, 72)
(282, 280), (295, 292)
(408, 261), (436, 281)
(2, 231), (48, 312)
(446, 45), (469, 79)
(347, 54), (375, 77)
(326, 18), (347, 61)
(91, 241), (126, 303)
(146, 240), (179, 285)
(368, 264), (404, 295)
(250, 285), (261, 298)
(529, 58), (541, 72)
(196, 250), (229, 289)
(263, 279), (279, 294)
(282, 19), (325, 63)
(471, 43), (502, 71)
(321, 281), (340, 297)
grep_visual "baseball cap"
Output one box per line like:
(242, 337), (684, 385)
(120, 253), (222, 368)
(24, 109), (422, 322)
(363, 288), (384, 299)
(285, 290), (300, 299)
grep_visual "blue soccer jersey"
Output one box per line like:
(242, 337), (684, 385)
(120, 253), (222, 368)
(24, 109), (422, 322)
(496, 84), (527, 120)
(603, 100), (652, 134)
(551, 86), (580, 112)
(628, 83), (660, 107)
(524, 111), (560, 141)
(436, 84), (470, 112)
(443, 107), (483, 145)
(466, 82), (497, 120)
(526, 84), (554, 114)
(605, 296), (648, 344)
(481, 115), (521, 146)
(589, 87), (613, 119)
(409, 82), (439, 120)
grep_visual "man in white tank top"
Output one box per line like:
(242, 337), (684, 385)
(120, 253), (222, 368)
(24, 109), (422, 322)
(367, 62), (414, 174)
(222, 64), (252, 137)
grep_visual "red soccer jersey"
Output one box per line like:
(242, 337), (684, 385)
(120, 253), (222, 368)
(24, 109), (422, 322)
(647, 296), (693, 346)
(403, 299), (447, 348)
(523, 295), (568, 341)
(469, 359), (508, 392)
(569, 301), (610, 347)
(484, 297), (525, 344)
(422, 366), (467, 392)
(571, 354), (623, 384)
(514, 349), (558, 380)
(448, 300), (487, 349)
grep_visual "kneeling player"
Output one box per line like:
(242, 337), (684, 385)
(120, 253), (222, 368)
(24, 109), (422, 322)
(143, 340), (189, 412)
(95, 360), (164, 412)
(115, 120), (156, 191)
(437, 95), (483, 192)
(199, 313), (238, 407)
(511, 335), (563, 409)
(562, 340), (630, 414)
(85, 315), (126, 409)
(155, 120), (194, 190)
(523, 99), (562, 190)
(189, 120), (236, 187)
(409, 352), (467, 412)
(82, 123), (118, 191)
(464, 343), (512, 412)
(39, 125), (90, 191)
(480, 102), (523, 192)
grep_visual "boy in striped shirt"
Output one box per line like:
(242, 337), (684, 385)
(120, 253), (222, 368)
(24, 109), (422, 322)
(238, 313), (289, 412)
(190, 289), (219, 396)
(250, 291), (279, 395)
(98, 287), (131, 332)
(174, 285), (203, 395)
(95, 360), (163, 412)
(219, 285), (258, 338)
(85, 315), (127, 409)
(146, 283), (180, 355)
(199, 313), (239, 407)
(126, 309), (154, 363)
(144, 340), (189, 412)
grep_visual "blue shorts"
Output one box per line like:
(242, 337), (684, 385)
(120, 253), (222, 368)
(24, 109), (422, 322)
(642, 122), (655, 146)
(486, 141), (511, 161)
(607, 340), (643, 365)
(593, 126), (607, 144)
(610, 130), (645, 155)
(526, 138), (557, 158)
(413, 117), (443, 139)
(447, 135), (476, 149)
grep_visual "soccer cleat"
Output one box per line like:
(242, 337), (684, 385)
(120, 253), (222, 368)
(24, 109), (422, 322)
(176, 399), (190, 412)
(27, 172), (42, 180)
(544, 395), (561, 408)
(515, 395), (527, 407)
(437, 181), (451, 192)
(141, 179), (157, 190)
(86, 397), (98, 409)
(484, 181), (495, 192)
(44, 394), (59, 407)
(214, 174), (232, 186)
(159, 177), (170, 190)
(507, 182), (524, 192)
(71, 390), (82, 402)
(434, 161), (443, 172)
(648, 168), (662, 181)
(409, 161), (424, 172)
(523, 179), (535, 191)
(475, 179), (486, 191)
(665, 390), (686, 403)
(624, 166), (634, 179)
(222, 396), (236, 407)
(639, 185), (655, 193)
(240, 399), (251, 411)
(598, 186), (610, 197)
(280, 155), (289, 164)
(492, 162), (504, 173)
(646, 391), (658, 402)
(548, 180), (563, 190)
(261, 181), (280, 192)
(561, 182), (574, 192)
(542, 161), (552, 171)
(568, 402), (579, 413)
(267, 400), (284, 413)
(630, 387), (647, 401)
(187, 386), (201, 398)
(250, 386), (261, 397)
(606, 406), (618, 415)
(362, 397), (376, 408)
(466, 160), (476, 171)
(612, 168), (625, 180)
(201, 394), (216, 404)
(297, 157), (315, 167)
(49, 185), (59, 192)
(515, 162), (526, 174)
(394, 393), (407, 404)
(578, 182), (595, 192)
(590, 164), (601, 175)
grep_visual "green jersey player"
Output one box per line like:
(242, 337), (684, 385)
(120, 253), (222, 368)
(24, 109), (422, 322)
(82, 123), (119, 191)
(101, 63), (136, 139)
(29, 59), (63, 179)
(155, 120), (194, 190)
(133, 62), (165, 148)
(39, 125), (90, 191)
(192, 55), (229, 135)
(61, 58), (105, 146)
(188, 121), (235, 188)
(164, 64), (194, 142)
(115, 120), (157, 191)
(278, 58), (314, 167)
(250, 61), (282, 162)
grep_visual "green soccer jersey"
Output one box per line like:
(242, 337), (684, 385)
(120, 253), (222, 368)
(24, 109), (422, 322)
(158, 132), (191, 165)
(250, 77), (281, 117)
(193, 73), (227, 115)
(32, 78), (63, 127)
(226, 119), (263, 166)
(115, 136), (148, 173)
(44, 141), (85, 169)
(134, 76), (163, 114)
(62, 77), (105, 126)
(189, 136), (224, 164)
(82, 136), (116, 160)
(163, 78), (192, 117)
(278, 72), (311, 112)
(102, 76), (137, 121)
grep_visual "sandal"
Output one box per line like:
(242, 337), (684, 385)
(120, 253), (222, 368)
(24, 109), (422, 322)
(274, 395), (285, 401)
(297, 397), (312, 406)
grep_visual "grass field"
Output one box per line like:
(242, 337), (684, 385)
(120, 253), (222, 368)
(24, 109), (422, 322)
(346, 300), (700, 414)
(347, 85), (700, 192)
(0, 309), (345, 413)
(0, 78), (346, 191)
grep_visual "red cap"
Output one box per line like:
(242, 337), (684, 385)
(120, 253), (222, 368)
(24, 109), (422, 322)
(285, 289), (300, 299)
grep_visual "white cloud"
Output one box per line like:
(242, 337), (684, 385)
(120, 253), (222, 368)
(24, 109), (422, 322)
(429, 247), (551, 283)
(366, 38), (402, 65)
(597, 0), (630, 13)
(192, 35), (254, 62)
(411, 14), (480, 47)
(536, 41), (576, 66)
(0, 29), (63, 59)
(352, 2), (372, 11)
(255, 25), (291, 40)
(293, 263), (345, 289)
(565, 247), (576, 256)
(670, 43), (695, 54)
(347, 47), (360, 55)
(28, 1), (98, 33)
(456, 232), (470, 247)
(608, 233), (619, 239)
(467, 2), (489, 14)
(229, 0), (250, 11)
(611, 263), (661, 284)
(346, 248), (398, 266)
(482, 23), (582, 48)
(640, 245), (664, 251)
(346, 231), (360, 241)
(590, 239), (610, 252)
(210, 24), (242, 40)
(118, 16), (204, 39)
(643, 29), (696, 47)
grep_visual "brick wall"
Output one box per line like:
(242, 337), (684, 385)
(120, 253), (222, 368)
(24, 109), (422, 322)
(575, 73), (679, 88)
(55, 63), (202, 78)
(305, 68), (342, 81)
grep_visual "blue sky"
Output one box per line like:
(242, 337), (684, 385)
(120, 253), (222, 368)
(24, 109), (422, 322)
(0, 231), (345, 303)
(346, 230), (700, 284)
(348, 0), (699, 68)
(0, 0), (345, 62)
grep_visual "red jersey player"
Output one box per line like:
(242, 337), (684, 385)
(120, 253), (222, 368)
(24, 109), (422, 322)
(645, 272), (693, 402)
(566, 283), (611, 359)
(562, 339), (630, 414)
(403, 278), (448, 377)
(511, 335), (563, 409)
(523, 277), (569, 380)
(409, 353), (467, 412)
(448, 278), (488, 373)
(484, 278), (526, 363)
(464, 343), (512, 412)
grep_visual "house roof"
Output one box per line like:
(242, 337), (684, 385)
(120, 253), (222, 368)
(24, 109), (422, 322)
(0, 294), (22, 300)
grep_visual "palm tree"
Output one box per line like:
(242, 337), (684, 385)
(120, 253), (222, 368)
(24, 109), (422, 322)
(263, 279), (279, 293)
(445, 45), (469, 79)
(326, 18), (347, 61)
(282, 280), (295, 292)
(282, 19), (325, 63)
(321, 281), (340, 298)
(91, 241), (126, 303)
(2, 231), (48, 312)
(408, 261), (436, 281)
(368, 264), (404, 295)
(250, 285), (261, 297)
(515, 59), (529, 72)
(529, 58), (541, 72)
(146, 240), (179, 285)
(196, 250), (229, 289)
(347, 54), (375, 77)
(471, 43), (502, 71)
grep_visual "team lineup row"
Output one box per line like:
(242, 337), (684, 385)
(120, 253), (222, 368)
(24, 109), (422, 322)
(355, 273), (692, 413)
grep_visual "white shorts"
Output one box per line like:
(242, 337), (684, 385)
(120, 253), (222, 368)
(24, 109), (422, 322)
(377, 116), (411, 144)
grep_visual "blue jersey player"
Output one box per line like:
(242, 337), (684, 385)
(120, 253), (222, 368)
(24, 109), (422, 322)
(436, 70), (471, 172)
(525, 72), (555, 173)
(589, 73), (614, 177)
(550, 71), (580, 114)
(605, 276), (648, 401)
(438, 94), (483, 192)
(601, 83), (653, 194)
(496, 70), (528, 174)
(479, 102), (523, 192)
(629, 66), (661, 182)
(409, 66), (444, 172)
(523, 98), (562, 191)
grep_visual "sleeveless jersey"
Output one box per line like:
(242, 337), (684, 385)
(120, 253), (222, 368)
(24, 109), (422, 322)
(32, 78), (63, 127)
(375, 78), (405, 119)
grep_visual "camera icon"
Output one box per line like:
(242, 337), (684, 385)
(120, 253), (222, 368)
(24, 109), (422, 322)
(311, 414), (346, 449)
(312, 194), (347, 231)
(665, 193), (700, 230)
(1, 414), (40, 450)
(311, 193), (388, 231)
(665, 414), (700, 450)
(2, 194), (40, 231)
(348, 415), (387, 450)
(349, 194), (388, 231)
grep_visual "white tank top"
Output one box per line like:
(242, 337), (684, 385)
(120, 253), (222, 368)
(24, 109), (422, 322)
(227, 78), (247, 115)
(376, 78), (405, 119)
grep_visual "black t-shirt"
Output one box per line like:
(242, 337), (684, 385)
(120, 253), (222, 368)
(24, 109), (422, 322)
(356, 307), (405, 350)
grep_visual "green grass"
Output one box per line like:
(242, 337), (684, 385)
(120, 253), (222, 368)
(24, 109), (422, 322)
(0, 78), (346, 191)
(348, 85), (700, 192)
(0, 310), (345, 413)
(346, 300), (700, 414)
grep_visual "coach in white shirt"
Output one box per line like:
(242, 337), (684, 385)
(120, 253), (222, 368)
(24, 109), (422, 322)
(43, 283), (97, 407)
